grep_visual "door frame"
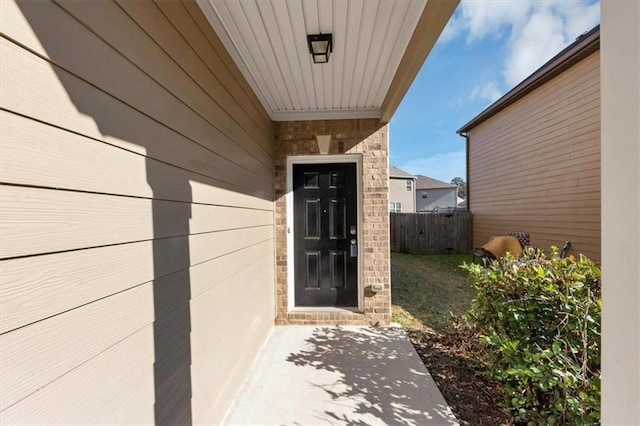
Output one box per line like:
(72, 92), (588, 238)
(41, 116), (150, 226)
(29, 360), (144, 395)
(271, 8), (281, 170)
(286, 154), (363, 312)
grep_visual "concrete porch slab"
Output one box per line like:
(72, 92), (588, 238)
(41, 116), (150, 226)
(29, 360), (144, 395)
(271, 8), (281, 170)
(225, 325), (458, 425)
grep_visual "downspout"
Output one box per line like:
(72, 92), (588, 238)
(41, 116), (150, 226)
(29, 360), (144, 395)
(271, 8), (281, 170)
(457, 130), (471, 253)
(456, 130), (470, 212)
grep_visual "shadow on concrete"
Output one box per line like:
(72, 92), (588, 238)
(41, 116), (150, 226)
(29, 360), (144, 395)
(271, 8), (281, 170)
(285, 326), (457, 425)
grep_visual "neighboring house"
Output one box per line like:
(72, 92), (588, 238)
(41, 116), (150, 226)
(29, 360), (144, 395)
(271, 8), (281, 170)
(458, 26), (601, 261)
(0, 0), (458, 424)
(415, 175), (458, 211)
(389, 165), (417, 212)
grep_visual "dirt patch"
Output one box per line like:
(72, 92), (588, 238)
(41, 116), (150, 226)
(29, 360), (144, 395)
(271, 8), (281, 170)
(391, 253), (513, 424)
(406, 325), (512, 425)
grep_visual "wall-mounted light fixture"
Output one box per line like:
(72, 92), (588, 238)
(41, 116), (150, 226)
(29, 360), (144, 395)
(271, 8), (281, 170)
(315, 135), (331, 154)
(307, 33), (332, 64)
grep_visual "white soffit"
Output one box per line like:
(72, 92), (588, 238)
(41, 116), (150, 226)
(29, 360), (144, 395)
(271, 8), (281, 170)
(197, 0), (428, 121)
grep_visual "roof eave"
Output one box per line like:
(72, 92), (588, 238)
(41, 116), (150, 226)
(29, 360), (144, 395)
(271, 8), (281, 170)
(380, 0), (460, 123)
(390, 175), (417, 179)
(457, 25), (600, 133)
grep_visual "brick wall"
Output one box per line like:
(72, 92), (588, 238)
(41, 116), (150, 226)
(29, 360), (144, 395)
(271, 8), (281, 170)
(274, 119), (391, 326)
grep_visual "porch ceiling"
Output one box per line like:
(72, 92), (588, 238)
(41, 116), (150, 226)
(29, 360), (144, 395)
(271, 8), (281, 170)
(197, 0), (458, 122)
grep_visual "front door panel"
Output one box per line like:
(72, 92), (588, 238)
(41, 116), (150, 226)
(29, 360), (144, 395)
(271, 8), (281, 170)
(294, 163), (358, 307)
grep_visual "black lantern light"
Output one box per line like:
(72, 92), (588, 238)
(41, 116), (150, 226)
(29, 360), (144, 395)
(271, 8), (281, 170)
(307, 33), (333, 64)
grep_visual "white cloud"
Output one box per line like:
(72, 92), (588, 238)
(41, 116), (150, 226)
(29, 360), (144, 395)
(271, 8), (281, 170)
(503, 9), (567, 85)
(554, 1), (601, 38)
(441, 0), (600, 87)
(438, 14), (463, 43)
(470, 81), (503, 104)
(448, 81), (503, 110)
(459, 1), (530, 43)
(400, 150), (466, 183)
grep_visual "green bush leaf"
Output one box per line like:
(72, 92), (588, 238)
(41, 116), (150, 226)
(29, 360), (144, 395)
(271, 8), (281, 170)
(464, 247), (601, 423)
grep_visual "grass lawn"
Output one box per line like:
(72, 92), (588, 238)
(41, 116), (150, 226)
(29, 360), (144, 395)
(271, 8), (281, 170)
(391, 252), (475, 332)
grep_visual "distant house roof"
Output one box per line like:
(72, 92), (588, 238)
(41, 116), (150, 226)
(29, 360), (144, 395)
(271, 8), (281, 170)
(458, 25), (600, 133)
(389, 165), (416, 179)
(415, 175), (456, 189)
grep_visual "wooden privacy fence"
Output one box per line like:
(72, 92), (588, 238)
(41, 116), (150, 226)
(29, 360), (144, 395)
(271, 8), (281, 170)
(390, 211), (472, 254)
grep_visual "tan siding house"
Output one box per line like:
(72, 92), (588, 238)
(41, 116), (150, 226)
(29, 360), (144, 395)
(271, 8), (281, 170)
(458, 26), (601, 261)
(0, 0), (457, 423)
(1, 1), (275, 423)
(389, 165), (416, 213)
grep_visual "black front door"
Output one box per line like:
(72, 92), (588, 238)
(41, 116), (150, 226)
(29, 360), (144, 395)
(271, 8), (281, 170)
(293, 163), (358, 307)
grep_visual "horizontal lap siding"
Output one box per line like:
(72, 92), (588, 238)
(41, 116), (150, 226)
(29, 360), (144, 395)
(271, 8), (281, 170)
(468, 51), (600, 261)
(0, 0), (275, 424)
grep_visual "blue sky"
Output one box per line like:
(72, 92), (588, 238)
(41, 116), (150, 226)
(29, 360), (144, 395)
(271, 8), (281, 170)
(389, 0), (600, 184)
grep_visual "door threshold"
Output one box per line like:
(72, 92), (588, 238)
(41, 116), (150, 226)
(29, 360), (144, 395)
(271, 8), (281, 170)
(291, 307), (361, 314)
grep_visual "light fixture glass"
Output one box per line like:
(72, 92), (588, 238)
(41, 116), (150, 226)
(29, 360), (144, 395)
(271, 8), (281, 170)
(307, 34), (332, 64)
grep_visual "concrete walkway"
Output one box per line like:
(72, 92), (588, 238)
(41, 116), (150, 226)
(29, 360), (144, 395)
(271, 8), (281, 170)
(225, 325), (458, 425)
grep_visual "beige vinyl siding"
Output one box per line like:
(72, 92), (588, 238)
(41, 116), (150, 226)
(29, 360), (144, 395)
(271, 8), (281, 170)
(468, 51), (600, 260)
(0, 1), (274, 424)
(389, 177), (416, 212)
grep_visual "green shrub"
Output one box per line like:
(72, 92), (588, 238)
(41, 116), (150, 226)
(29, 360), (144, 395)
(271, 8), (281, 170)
(461, 248), (601, 425)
